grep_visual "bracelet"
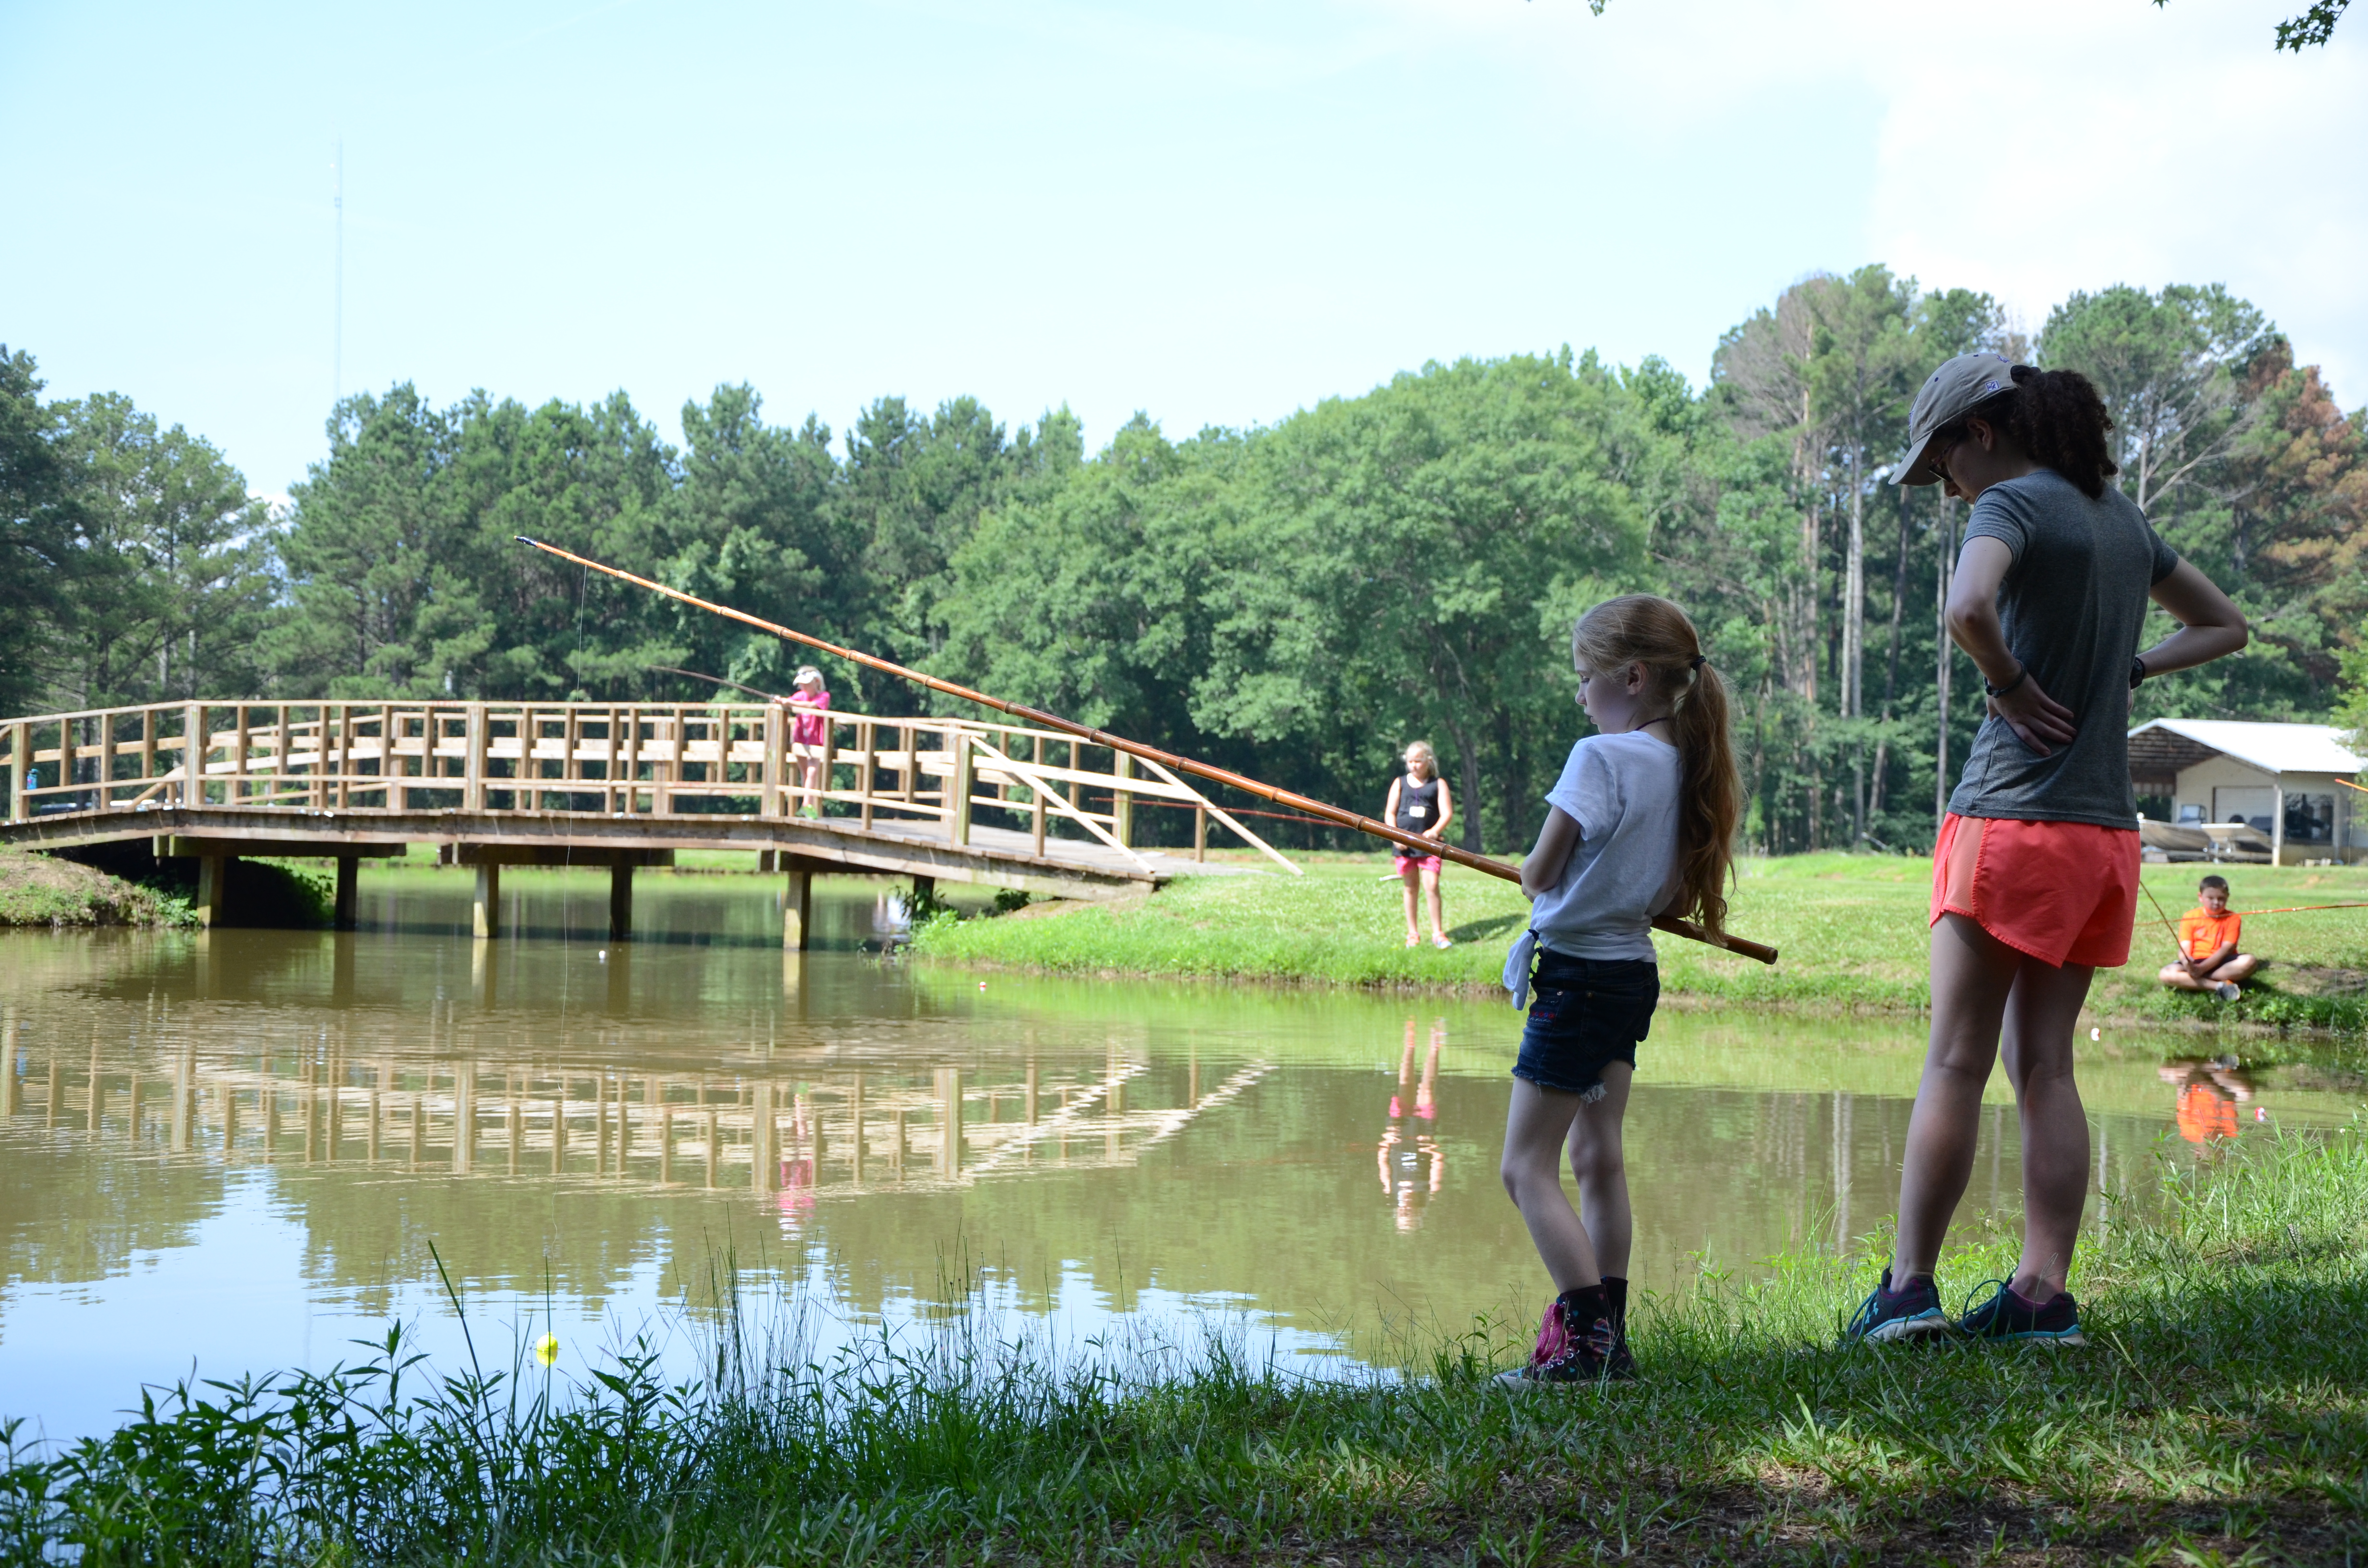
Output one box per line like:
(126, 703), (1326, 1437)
(1984, 664), (2028, 699)
(2131, 655), (2148, 689)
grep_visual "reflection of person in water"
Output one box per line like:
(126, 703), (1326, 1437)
(2158, 1055), (2256, 1145)
(1377, 1018), (1446, 1231)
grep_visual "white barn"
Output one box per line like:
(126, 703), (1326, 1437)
(2127, 719), (2366, 865)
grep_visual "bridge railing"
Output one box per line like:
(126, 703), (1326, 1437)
(0, 699), (1293, 870)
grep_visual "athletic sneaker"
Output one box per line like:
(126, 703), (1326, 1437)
(1959, 1280), (2087, 1346)
(2215, 981), (2241, 1002)
(1496, 1296), (1621, 1386)
(1842, 1267), (1952, 1344)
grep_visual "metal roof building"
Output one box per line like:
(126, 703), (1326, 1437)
(2127, 719), (2366, 864)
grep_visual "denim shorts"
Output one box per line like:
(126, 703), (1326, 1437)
(1512, 950), (1660, 1101)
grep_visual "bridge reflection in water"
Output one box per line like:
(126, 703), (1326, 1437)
(5, 1031), (1270, 1203)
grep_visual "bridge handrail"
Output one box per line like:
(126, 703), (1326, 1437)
(0, 698), (1290, 867)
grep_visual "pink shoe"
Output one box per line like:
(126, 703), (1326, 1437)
(1405, 935), (1419, 948)
(1529, 1298), (1571, 1366)
(1432, 935), (1453, 949)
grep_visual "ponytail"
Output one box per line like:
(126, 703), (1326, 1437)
(1570, 596), (1743, 941)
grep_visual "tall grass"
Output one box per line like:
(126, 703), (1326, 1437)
(6, 1126), (2366, 1564)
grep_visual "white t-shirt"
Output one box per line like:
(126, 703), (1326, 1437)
(1529, 730), (1681, 963)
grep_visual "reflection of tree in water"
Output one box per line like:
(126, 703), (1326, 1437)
(2158, 1055), (2259, 1150)
(1377, 1019), (1445, 1232)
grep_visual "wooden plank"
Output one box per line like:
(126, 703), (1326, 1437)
(859, 720), (876, 831)
(7, 722), (25, 821)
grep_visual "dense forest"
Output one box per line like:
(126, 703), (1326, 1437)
(4, 267), (2363, 855)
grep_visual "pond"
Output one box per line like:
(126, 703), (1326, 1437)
(3, 868), (2359, 1442)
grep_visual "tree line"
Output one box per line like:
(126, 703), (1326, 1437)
(4, 268), (2362, 855)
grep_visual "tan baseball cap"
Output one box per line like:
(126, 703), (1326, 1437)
(1895, 352), (2020, 487)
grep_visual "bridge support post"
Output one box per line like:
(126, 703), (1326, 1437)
(473, 863), (501, 940)
(609, 863), (633, 943)
(1112, 752), (1133, 847)
(949, 733), (972, 847)
(333, 856), (358, 931)
(196, 855), (231, 929)
(782, 863), (812, 952)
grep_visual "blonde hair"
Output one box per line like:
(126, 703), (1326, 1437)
(1570, 595), (1741, 941)
(795, 665), (824, 689)
(1402, 740), (1437, 780)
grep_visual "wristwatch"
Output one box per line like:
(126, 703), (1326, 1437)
(2130, 656), (2148, 689)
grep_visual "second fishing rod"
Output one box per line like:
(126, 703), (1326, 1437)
(517, 536), (1780, 966)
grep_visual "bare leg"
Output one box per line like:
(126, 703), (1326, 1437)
(1999, 958), (2096, 1299)
(2217, 953), (2261, 983)
(2158, 962), (2208, 992)
(1423, 862), (1447, 941)
(1565, 1063), (1634, 1278)
(1891, 913), (2018, 1281)
(1500, 1078), (1598, 1291)
(1400, 862), (1421, 943)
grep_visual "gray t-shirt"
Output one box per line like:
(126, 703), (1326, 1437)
(1531, 730), (1681, 962)
(1946, 467), (2180, 830)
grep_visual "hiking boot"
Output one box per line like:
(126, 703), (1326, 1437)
(1495, 1294), (1620, 1387)
(1960, 1280), (2087, 1346)
(1842, 1267), (1952, 1344)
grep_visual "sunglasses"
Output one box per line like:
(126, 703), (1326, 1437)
(1925, 426), (1968, 482)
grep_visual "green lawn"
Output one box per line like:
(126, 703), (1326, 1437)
(916, 849), (2368, 1034)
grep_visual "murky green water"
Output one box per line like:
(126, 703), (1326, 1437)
(4, 869), (2359, 1440)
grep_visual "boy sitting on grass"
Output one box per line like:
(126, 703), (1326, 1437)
(2158, 874), (2259, 1001)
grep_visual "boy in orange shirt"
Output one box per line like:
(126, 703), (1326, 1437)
(2158, 874), (2258, 1000)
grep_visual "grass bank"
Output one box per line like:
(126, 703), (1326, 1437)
(916, 851), (2368, 1030)
(4, 1125), (2363, 1564)
(0, 847), (340, 930)
(0, 848), (188, 927)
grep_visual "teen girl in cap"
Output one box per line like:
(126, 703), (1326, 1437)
(1846, 355), (2248, 1346)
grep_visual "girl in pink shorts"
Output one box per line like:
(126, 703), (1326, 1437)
(1846, 355), (2248, 1347)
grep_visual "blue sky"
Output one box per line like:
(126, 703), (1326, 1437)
(4, 0), (2362, 498)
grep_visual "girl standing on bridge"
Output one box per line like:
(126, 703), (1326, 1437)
(1497, 595), (1740, 1384)
(785, 666), (830, 817)
(1384, 741), (1454, 948)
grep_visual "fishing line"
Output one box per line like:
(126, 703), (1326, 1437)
(2232, 902), (2368, 916)
(2136, 878), (2190, 965)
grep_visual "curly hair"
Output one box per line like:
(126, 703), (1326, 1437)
(1952, 365), (2119, 500)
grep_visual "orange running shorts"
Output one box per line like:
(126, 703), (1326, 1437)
(1929, 812), (2140, 969)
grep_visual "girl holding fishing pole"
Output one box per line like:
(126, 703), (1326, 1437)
(1846, 355), (2248, 1348)
(1497, 595), (1740, 1385)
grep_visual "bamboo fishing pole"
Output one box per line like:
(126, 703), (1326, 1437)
(515, 536), (1780, 965)
(648, 664), (782, 701)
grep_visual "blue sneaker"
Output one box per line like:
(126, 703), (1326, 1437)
(1960, 1280), (2087, 1346)
(1842, 1267), (1952, 1344)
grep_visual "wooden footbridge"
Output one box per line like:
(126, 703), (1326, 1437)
(0, 699), (1295, 944)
